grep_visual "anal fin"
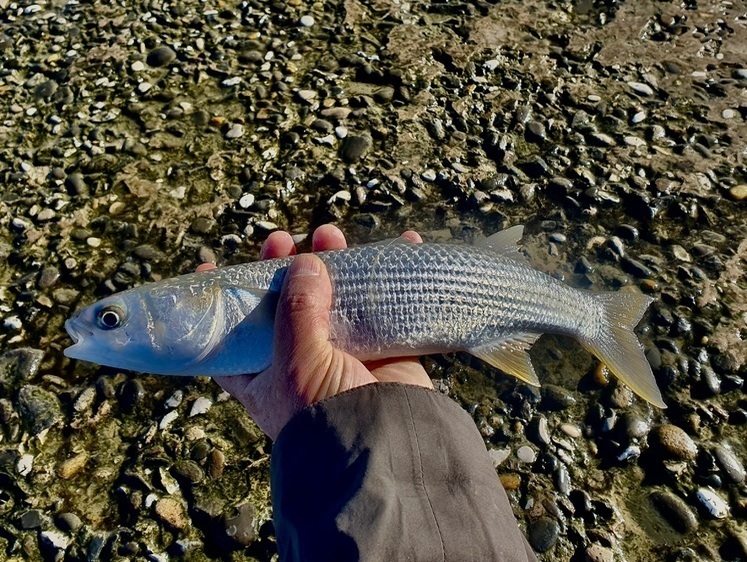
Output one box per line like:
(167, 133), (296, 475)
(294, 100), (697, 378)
(468, 333), (541, 386)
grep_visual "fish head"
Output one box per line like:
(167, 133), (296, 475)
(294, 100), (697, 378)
(65, 279), (225, 374)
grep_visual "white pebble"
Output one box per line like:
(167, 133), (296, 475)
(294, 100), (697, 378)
(225, 123), (244, 139)
(239, 193), (255, 208)
(696, 487), (729, 519)
(11, 217), (29, 230)
(189, 397), (212, 417)
(299, 15), (315, 27)
(40, 530), (69, 550)
(722, 108), (735, 119)
(137, 82), (153, 94)
(334, 125), (348, 139)
(488, 447), (511, 468)
(222, 77), (242, 88)
(3, 316), (22, 330)
(131, 61), (145, 72)
(159, 410), (179, 430)
(516, 445), (536, 463)
(86, 237), (101, 248)
(165, 390), (183, 409)
(297, 89), (317, 102)
(627, 81), (654, 96)
(17, 454), (34, 476)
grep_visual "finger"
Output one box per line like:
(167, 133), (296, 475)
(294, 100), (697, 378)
(261, 231), (296, 260)
(366, 357), (433, 389)
(196, 263), (217, 272)
(273, 254), (333, 374)
(401, 230), (423, 244)
(312, 224), (347, 252)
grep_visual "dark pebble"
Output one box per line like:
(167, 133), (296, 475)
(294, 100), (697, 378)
(340, 135), (372, 163)
(713, 445), (745, 484)
(521, 156), (549, 178)
(119, 379), (145, 412)
(55, 512), (82, 533)
(96, 376), (116, 399)
(132, 245), (165, 261)
(147, 45), (177, 67)
(310, 118), (334, 133)
(38, 266), (60, 289)
(525, 121), (546, 143)
(650, 424), (698, 460)
(615, 412), (651, 440)
(173, 460), (204, 485)
(650, 490), (698, 533)
(540, 385), (577, 411)
(34, 79), (59, 101)
(528, 416), (551, 446)
(65, 173), (88, 196)
(621, 256), (653, 278)
(224, 503), (257, 547)
(16, 385), (63, 434)
(19, 509), (45, 530)
(190, 217), (215, 234)
(528, 516), (560, 553)
(0, 348), (44, 382)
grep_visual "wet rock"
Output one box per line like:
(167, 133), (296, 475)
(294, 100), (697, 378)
(540, 385), (577, 411)
(528, 516), (560, 553)
(0, 348), (44, 383)
(16, 385), (63, 434)
(55, 512), (82, 533)
(650, 424), (698, 460)
(650, 490), (698, 533)
(173, 460), (204, 485)
(34, 79), (58, 101)
(224, 502), (256, 547)
(19, 509), (45, 529)
(208, 449), (225, 479)
(65, 173), (88, 196)
(119, 379), (145, 412)
(713, 445), (745, 484)
(695, 487), (729, 519)
(340, 135), (372, 163)
(147, 45), (177, 67)
(38, 266), (60, 289)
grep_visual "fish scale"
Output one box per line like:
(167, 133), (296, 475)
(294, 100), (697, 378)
(64, 226), (666, 408)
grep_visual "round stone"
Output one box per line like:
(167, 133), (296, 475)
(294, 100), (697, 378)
(528, 516), (560, 553)
(299, 15), (315, 27)
(728, 185), (747, 201)
(650, 490), (698, 533)
(650, 424), (698, 460)
(147, 45), (176, 67)
(340, 135), (371, 163)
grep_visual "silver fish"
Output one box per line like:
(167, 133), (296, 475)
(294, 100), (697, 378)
(64, 226), (666, 407)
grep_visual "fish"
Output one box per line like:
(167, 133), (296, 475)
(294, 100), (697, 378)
(64, 226), (666, 408)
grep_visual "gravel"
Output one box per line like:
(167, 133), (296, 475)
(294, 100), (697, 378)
(0, 0), (745, 559)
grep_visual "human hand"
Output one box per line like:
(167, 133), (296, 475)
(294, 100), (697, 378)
(199, 225), (433, 440)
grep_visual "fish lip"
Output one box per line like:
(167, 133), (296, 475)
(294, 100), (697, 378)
(65, 318), (92, 346)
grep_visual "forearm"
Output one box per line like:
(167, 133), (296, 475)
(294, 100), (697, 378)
(270, 383), (536, 562)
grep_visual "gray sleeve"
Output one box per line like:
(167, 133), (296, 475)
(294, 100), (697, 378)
(270, 383), (537, 562)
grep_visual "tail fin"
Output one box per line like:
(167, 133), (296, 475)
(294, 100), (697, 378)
(581, 291), (666, 408)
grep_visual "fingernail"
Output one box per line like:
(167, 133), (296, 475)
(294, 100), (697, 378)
(290, 254), (321, 277)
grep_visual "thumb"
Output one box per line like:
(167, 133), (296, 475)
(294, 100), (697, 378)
(273, 254), (334, 377)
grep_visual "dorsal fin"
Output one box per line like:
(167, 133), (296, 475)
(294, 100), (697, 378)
(476, 225), (526, 261)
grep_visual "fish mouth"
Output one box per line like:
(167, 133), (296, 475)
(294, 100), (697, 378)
(64, 318), (93, 358)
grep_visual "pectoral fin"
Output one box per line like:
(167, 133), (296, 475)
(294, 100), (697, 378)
(468, 333), (541, 386)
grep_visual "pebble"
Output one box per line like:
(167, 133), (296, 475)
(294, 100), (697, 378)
(628, 81), (654, 96)
(56, 512), (82, 533)
(540, 385), (577, 411)
(58, 452), (88, 479)
(695, 487), (729, 519)
(225, 123), (244, 139)
(340, 135), (372, 163)
(528, 516), (560, 553)
(650, 490), (698, 533)
(147, 45), (177, 67)
(40, 530), (69, 552)
(585, 543), (614, 562)
(154, 497), (189, 530)
(299, 15), (315, 27)
(17, 385), (63, 434)
(517, 445), (537, 463)
(189, 397), (212, 417)
(0, 348), (44, 381)
(224, 503), (256, 546)
(19, 509), (45, 529)
(650, 424), (698, 460)
(488, 447), (511, 467)
(728, 184), (747, 201)
(713, 445), (745, 484)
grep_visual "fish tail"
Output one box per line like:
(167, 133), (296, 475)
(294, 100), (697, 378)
(580, 291), (666, 408)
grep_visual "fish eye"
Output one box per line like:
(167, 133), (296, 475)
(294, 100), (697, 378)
(96, 306), (125, 330)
